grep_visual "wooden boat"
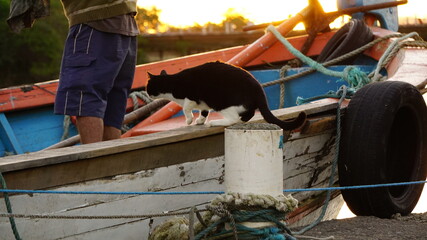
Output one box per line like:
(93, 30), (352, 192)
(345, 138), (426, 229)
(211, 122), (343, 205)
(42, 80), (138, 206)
(1, 0), (427, 239)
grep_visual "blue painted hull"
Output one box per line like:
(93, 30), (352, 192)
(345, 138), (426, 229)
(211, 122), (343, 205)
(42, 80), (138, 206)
(0, 107), (78, 156)
(252, 65), (375, 109)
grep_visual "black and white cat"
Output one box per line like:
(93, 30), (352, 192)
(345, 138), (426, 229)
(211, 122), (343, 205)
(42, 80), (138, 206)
(146, 61), (306, 130)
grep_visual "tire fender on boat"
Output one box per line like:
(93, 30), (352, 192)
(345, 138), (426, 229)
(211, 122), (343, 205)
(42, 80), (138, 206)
(339, 81), (427, 218)
(317, 19), (373, 65)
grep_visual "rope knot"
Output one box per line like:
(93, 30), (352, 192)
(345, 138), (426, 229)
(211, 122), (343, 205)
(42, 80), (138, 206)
(342, 66), (370, 89)
(256, 227), (286, 240)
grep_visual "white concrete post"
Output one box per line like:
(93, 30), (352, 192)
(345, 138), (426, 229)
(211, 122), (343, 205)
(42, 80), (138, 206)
(224, 123), (284, 196)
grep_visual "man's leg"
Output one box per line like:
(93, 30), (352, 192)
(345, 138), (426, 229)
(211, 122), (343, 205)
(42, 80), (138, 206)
(77, 117), (121, 143)
(77, 116), (103, 144)
(103, 36), (137, 138)
(103, 126), (121, 141)
(55, 25), (112, 145)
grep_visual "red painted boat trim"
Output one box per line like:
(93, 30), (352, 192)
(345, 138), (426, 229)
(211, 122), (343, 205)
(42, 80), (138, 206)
(121, 101), (182, 138)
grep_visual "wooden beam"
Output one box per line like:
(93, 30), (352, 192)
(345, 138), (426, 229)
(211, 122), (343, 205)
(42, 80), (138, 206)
(3, 133), (224, 190)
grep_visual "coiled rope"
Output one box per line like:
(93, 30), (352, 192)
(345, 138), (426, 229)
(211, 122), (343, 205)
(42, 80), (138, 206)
(128, 90), (153, 110)
(194, 204), (295, 240)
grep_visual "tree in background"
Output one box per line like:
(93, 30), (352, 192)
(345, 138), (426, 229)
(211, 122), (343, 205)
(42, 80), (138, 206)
(222, 8), (251, 32)
(134, 6), (164, 63)
(0, 0), (68, 88)
(0, 2), (252, 88)
(136, 6), (162, 33)
(0, 4), (163, 88)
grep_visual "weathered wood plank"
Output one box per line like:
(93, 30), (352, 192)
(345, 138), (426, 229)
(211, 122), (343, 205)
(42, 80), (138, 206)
(2, 133), (224, 190)
(0, 157), (225, 220)
(0, 181), (222, 240)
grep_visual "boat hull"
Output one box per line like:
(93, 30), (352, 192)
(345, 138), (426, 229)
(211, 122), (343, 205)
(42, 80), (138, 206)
(0, 101), (344, 239)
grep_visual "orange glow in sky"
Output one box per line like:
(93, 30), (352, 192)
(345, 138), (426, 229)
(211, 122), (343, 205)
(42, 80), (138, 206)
(137, 0), (425, 28)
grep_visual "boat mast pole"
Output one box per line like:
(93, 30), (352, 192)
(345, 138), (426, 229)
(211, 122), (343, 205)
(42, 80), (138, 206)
(227, 6), (311, 66)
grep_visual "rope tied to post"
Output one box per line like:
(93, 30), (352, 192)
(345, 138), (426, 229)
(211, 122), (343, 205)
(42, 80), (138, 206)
(194, 207), (295, 240)
(191, 193), (298, 240)
(147, 192), (298, 240)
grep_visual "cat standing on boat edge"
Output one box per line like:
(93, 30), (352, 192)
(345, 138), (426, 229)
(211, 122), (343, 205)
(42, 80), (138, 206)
(146, 61), (306, 130)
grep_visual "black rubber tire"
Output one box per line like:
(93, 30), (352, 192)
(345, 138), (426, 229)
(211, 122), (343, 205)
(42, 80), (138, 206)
(339, 81), (427, 218)
(317, 19), (373, 65)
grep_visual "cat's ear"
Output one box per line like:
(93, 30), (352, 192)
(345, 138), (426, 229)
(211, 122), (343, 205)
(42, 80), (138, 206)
(160, 70), (168, 75)
(147, 72), (154, 78)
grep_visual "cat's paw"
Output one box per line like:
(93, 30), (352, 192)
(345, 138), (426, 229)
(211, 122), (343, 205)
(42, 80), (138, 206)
(207, 119), (232, 127)
(195, 117), (206, 125)
(186, 117), (193, 125)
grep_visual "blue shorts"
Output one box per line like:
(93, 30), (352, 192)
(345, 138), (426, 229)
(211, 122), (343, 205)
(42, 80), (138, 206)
(54, 24), (137, 129)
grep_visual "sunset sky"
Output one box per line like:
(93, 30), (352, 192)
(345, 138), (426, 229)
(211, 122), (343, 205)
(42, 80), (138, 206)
(137, 0), (425, 28)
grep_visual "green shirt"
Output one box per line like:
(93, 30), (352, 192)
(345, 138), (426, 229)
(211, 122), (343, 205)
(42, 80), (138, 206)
(87, 14), (140, 36)
(60, 0), (137, 26)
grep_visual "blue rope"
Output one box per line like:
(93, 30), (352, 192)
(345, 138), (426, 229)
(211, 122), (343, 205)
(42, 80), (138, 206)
(283, 180), (427, 192)
(0, 180), (425, 195)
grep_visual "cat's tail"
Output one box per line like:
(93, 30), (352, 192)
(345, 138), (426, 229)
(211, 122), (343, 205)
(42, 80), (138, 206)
(258, 99), (306, 131)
